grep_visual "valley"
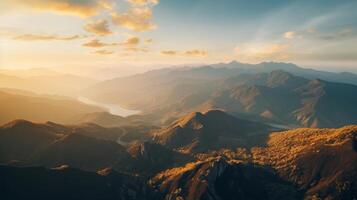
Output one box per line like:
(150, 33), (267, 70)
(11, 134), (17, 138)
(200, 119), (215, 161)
(0, 62), (356, 200)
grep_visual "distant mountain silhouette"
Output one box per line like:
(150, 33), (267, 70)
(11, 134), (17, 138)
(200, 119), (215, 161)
(207, 71), (357, 127)
(0, 69), (97, 97)
(84, 62), (357, 128)
(211, 61), (357, 86)
(0, 89), (103, 125)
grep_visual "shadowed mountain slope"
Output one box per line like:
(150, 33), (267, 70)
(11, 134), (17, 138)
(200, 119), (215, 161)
(117, 142), (193, 175)
(0, 165), (152, 200)
(0, 120), (152, 170)
(150, 157), (300, 200)
(153, 110), (271, 153)
(31, 133), (131, 171)
(0, 120), (64, 164)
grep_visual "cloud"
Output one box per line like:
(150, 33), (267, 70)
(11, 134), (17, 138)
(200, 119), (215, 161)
(160, 49), (208, 57)
(317, 28), (356, 41)
(84, 19), (112, 36)
(2, 0), (113, 17)
(184, 50), (207, 57)
(160, 50), (178, 56)
(82, 39), (117, 48)
(111, 7), (156, 31)
(283, 31), (296, 39)
(93, 50), (114, 55)
(235, 43), (289, 60)
(13, 34), (84, 41)
(126, 0), (158, 6)
(120, 36), (140, 46)
(125, 47), (149, 52)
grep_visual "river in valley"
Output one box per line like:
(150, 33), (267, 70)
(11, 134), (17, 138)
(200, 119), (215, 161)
(77, 96), (141, 117)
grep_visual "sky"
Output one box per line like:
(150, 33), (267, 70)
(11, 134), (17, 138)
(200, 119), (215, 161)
(0, 0), (357, 74)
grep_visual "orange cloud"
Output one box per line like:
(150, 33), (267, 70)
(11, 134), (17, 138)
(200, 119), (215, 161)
(120, 36), (140, 46)
(125, 47), (149, 52)
(184, 50), (207, 56)
(111, 7), (156, 31)
(127, 0), (158, 5)
(93, 50), (114, 55)
(82, 39), (117, 48)
(160, 50), (178, 56)
(3, 0), (112, 17)
(84, 19), (112, 36)
(161, 49), (207, 57)
(13, 34), (84, 41)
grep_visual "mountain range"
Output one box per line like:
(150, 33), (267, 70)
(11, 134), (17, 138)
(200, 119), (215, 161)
(84, 63), (357, 128)
(1, 61), (357, 199)
(206, 70), (357, 127)
(0, 111), (356, 199)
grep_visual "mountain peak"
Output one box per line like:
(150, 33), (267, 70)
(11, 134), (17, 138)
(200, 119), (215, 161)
(228, 60), (241, 65)
(2, 119), (36, 129)
(176, 111), (204, 128)
(154, 110), (270, 153)
(177, 110), (233, 127)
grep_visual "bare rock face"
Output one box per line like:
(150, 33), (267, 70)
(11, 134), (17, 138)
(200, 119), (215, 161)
(150, 157), (300, 200)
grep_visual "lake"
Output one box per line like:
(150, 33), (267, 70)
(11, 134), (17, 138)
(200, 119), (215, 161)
(77, 96), (141, 117)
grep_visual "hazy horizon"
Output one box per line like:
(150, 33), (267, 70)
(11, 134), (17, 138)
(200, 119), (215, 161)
(1, 60), (357, 81)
